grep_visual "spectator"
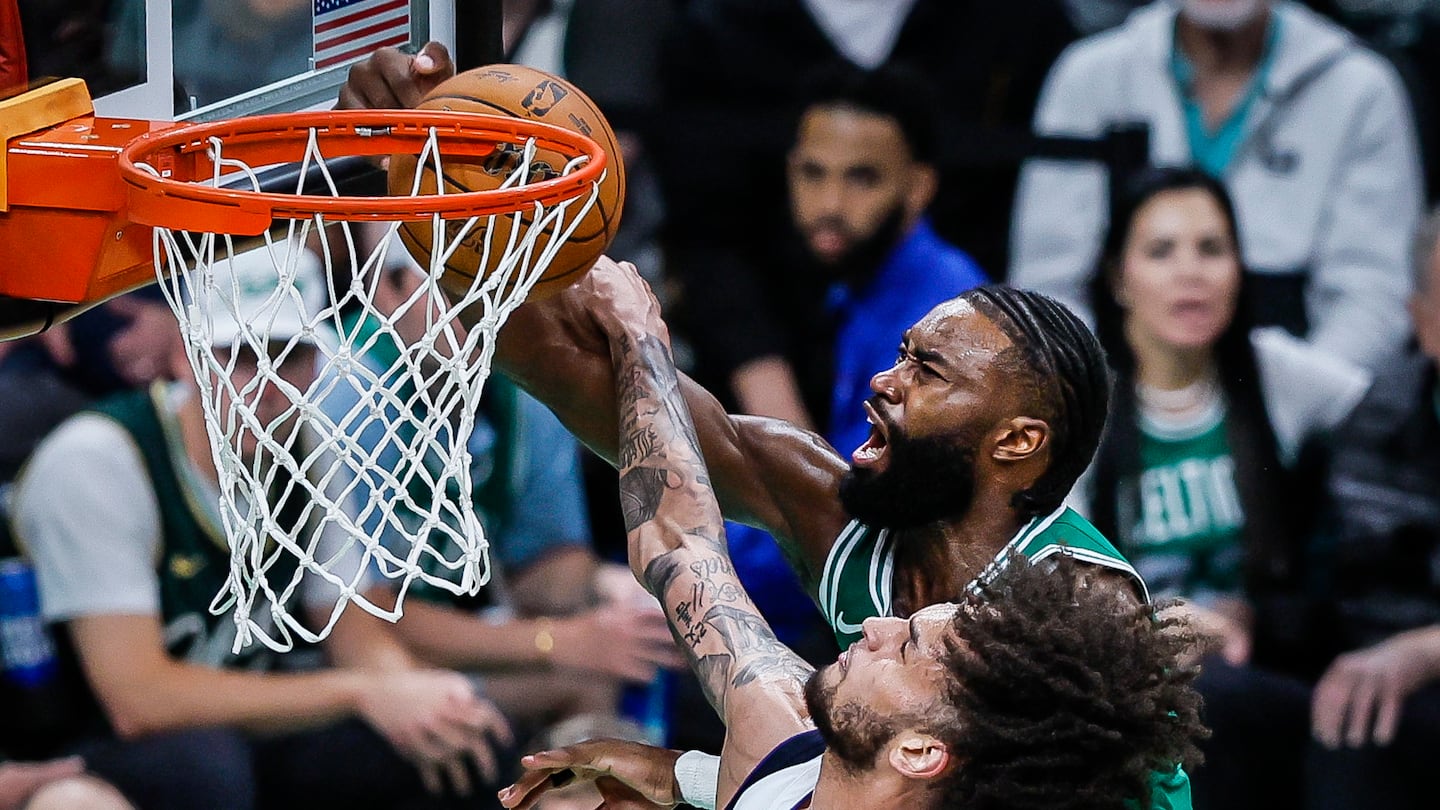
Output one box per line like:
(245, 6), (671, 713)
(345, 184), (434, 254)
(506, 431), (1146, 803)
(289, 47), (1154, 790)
(323, 228), (682, 738)
(1305, 206), (1440, 810)
(658, 0), (1075, 350)
(1011, 0), (1423, 371)
(7, 249), (511, 810)
(715, 62), (987, 448)
(1080, 168), (1369, 810)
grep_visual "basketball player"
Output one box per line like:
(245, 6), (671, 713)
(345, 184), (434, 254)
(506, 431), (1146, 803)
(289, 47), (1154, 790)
(497, 260), (1203, 809)
(341, 48), (1193, 806)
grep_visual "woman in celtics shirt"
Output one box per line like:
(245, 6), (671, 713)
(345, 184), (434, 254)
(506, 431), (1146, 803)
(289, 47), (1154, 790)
(1083, 168), (1371, 810)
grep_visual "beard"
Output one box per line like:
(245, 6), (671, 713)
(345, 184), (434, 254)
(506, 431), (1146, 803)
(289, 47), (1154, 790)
(804, 668), (900, 771)
(799, 202), (909, 288)
(839, 410), (979, 530)
(1179, 0), (1266, 30)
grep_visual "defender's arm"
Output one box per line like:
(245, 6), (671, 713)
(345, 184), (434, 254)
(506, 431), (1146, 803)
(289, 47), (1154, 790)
(495, 261), (849, 593)
(598, 265), (816, 800)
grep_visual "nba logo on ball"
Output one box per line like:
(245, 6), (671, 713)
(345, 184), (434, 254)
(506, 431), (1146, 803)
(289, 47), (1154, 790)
(521, 80), (568, 117)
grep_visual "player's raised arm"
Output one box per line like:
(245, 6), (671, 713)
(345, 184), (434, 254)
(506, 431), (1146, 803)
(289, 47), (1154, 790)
(586, 261), (815, 771)
(497, 271), (847, 586)
(339, 46), (851, 589)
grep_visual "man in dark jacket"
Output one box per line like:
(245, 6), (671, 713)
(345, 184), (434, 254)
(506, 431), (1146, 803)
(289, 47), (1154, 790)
(1306, 209), (1440, 810)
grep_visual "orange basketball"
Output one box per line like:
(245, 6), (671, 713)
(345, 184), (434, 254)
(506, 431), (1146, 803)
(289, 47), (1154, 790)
(388, 64), (625, 301)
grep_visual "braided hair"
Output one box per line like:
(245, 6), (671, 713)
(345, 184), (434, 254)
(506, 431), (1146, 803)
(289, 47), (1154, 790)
(964, 286), (1111, 517)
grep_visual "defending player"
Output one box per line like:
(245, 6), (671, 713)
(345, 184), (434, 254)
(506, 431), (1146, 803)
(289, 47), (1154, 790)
(495, 261), (1202, 810)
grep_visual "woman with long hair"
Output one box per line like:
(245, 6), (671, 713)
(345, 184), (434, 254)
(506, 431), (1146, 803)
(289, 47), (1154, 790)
(1082, 167), (1370, 810)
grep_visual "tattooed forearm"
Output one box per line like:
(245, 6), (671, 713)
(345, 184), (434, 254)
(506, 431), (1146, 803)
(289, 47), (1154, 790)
(619, 466), (670, 532)
(612, 309), (810, 717)
(703, 605), (814, 702)
(694, 654), (735, 713)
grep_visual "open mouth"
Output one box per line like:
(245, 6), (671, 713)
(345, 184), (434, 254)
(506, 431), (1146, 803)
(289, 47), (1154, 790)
(852, 401), (892, 469)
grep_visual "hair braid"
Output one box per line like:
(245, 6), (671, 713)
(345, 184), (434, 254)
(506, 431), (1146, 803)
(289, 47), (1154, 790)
(965, 286), (1111, 516)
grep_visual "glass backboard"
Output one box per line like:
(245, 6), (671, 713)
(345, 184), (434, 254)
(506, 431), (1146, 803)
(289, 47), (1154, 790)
(17, 0), (459, 123)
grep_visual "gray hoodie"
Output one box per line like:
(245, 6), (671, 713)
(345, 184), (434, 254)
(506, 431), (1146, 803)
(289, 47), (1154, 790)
(1010, 0), (1422, 371)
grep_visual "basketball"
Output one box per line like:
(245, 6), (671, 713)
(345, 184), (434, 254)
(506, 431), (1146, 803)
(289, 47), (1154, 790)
(388, 64), (626, 302)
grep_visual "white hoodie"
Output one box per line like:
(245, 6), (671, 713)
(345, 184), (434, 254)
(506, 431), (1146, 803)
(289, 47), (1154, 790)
(1010, 0), (1422, 371)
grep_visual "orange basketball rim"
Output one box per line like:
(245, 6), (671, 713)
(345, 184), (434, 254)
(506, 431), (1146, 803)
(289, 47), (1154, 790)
(0, 78), (606, 340)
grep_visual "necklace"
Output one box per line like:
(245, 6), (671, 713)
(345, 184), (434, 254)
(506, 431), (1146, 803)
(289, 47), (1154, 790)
(1136, 374), (1221, 420)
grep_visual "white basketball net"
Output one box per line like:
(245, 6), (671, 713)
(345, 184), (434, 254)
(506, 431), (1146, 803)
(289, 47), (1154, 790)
(137, 125), (600, 652)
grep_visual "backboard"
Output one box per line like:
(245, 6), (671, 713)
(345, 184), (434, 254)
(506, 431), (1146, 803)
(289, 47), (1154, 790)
(20, 0), (480, 123)
(1, 0), (503, 338)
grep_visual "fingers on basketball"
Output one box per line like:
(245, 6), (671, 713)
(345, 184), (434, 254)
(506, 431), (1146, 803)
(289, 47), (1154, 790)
(388, 65), (626, 303)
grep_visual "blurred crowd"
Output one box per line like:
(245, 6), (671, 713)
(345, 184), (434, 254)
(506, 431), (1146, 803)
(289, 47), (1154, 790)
(3, 0), (1440, 809)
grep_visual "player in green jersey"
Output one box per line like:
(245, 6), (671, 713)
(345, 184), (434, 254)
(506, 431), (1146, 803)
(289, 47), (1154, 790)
(341, 44), (1199, 810)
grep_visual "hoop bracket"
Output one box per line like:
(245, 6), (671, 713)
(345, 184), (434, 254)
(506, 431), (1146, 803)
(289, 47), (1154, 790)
(1, 110), (183, 316)
(0, 78), (95, 212)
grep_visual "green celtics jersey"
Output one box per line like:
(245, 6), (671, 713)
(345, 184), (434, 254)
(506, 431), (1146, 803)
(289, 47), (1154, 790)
(1131, 408), (1244, 596)
(819, 506), (1148, 649)
(816, 507), (1187, 810)
(90, 386), (300, 667)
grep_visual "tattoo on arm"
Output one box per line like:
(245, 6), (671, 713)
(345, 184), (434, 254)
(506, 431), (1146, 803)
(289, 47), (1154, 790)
(620, 466), (671, 532)
(707, 605), (816, 688)
(615, 322), (812, 719)
(644, 547), (815, 715)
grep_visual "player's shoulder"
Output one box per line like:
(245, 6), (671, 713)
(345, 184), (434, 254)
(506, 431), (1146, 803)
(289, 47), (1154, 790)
(1020, 507), (1117, 554)
(1019, 508), (1151, 604)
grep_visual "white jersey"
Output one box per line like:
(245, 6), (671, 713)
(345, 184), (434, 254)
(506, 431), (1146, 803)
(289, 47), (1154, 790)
(725, 730), (825, 810)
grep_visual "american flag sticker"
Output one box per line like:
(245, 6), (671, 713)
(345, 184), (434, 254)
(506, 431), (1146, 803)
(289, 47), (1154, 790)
(313, 0), (411, 71)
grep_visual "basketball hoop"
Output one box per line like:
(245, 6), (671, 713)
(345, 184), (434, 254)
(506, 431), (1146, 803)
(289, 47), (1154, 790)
(116, 110), (606, 652)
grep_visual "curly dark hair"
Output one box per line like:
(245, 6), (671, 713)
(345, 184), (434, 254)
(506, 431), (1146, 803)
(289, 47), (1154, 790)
(928, 557), (1206, 810)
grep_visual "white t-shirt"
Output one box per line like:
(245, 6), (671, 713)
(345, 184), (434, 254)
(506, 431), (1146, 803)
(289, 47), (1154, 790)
(11, 384), (362, 663)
